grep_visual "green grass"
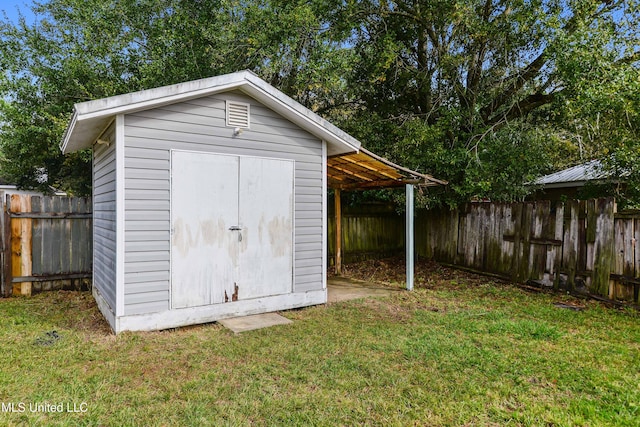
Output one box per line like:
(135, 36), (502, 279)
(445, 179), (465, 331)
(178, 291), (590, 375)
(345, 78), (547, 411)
(0, 267), (638, 426)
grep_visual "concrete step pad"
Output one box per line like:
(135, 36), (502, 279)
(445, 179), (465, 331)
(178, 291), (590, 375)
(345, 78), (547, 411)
(218, 312), (293, 334)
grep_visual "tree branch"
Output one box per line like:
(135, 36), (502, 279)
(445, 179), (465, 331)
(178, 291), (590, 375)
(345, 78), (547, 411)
(495, 92), (556, 124)
(480, 0), (615, 122)
(617, 50), (640, 65)
(480, 51), (547, 122)
(314, 100), (365, 115)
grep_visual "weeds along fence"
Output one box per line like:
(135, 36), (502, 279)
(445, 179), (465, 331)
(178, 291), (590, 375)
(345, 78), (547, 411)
(1, 194), (92, 297)
(329, 198), (639, 304)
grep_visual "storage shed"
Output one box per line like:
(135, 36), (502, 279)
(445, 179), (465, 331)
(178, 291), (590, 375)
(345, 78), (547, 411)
(61, 70), (442, 333)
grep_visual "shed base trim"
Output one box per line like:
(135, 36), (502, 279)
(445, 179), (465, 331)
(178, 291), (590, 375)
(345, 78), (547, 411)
(112, 289), (327, 333)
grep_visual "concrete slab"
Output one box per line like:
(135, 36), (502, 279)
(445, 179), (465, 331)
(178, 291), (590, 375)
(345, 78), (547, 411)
(219, 279), (399, 333)
(327, 277), (401, 303)
(219, 312), (293, 334)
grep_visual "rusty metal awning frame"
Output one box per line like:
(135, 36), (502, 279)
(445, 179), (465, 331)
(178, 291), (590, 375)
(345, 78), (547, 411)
(328, 147), (447, 190)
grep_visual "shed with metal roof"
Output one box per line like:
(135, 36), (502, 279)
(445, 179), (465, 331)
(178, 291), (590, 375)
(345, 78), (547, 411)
(530, 160), (619, 200)
(535, 160), (607, 189)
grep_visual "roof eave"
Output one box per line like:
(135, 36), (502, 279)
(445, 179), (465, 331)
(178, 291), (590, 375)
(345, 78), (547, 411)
(359, 147), (447, 186)
(59, 109), (79, 154)
(238, 78), (360, 156)
(538, 181), (588, 189)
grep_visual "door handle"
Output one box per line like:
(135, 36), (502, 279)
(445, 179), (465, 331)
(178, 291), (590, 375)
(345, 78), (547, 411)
(228, 226), (241, 231)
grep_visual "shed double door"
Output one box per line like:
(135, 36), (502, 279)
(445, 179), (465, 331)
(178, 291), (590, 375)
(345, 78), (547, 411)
(171, 151), (294, 309)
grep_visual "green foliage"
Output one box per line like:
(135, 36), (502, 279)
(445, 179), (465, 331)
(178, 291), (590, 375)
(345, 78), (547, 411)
(0, 0), (350, 194)
(0, 0), (638, 203)
(335, 0), (640, 206)
(464, 124), (555, 202)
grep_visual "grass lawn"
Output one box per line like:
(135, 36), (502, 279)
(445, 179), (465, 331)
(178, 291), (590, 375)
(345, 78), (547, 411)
(0, 259), (638, 426)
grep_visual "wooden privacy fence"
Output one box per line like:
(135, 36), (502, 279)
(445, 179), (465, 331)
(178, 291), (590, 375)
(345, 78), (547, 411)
(328, 201), (404, 265)
(328, 198), (639, 304)
(417, 198), (639, 304)
(1, 194), (92, 297)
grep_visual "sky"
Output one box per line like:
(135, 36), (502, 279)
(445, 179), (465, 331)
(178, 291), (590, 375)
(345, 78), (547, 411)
(1, 0), (36, 25)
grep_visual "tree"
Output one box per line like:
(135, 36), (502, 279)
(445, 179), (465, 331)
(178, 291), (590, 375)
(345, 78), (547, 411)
(329, 0), (640, 206)
(1, 0), (638, 205)
(0, 0), (349, 194)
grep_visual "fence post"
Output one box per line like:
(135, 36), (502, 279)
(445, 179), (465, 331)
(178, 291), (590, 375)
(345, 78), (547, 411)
(334, 189), (342, 275)
(9, 195), (33, 296)
(0, 194), (7, 297)
(552, 202), (564, 289)
(510, 203), (525, 282)
(1, 194), (11, 297)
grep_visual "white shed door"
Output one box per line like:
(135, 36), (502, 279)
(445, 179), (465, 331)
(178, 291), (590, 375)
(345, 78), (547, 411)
(171, 151), (293, 309)
(171, 151), (239, 308)
(239, 157), (293, 299)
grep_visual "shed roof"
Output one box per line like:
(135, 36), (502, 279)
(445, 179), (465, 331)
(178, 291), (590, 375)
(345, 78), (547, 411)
(60, 70), (445, 190)
(535, 160), (608, 188)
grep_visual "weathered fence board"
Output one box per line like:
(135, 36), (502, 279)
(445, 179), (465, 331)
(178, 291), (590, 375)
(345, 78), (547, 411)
(1, 194), (92, 296)
(328, 201), (404, 265)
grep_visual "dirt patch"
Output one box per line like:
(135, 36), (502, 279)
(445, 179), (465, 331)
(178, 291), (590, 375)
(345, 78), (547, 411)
(332, 256), (603, 313)
(47, 291), (113, 335)
(330, 255), (497, 290)
(360, 296), (444, 323)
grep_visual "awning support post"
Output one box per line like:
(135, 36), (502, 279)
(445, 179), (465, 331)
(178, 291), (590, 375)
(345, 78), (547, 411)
(406, 184), (414, 291)
(335, 189), (342, 275)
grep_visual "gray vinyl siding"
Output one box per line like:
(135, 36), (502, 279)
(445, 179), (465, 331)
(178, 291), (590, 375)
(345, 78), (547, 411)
(122, 90), (323, 315)
(93, 122), (117, 314)
(122, 146), (170, 316)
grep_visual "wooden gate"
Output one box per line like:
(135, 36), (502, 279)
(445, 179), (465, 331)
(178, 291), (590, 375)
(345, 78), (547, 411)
(1, 194), (92, 297)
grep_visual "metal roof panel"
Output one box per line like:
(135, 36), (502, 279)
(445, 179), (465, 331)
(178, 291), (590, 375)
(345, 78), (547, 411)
(535, 160), (608, 186)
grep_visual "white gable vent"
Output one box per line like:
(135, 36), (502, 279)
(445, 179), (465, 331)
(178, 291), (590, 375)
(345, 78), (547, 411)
(226, 101), (250, 128)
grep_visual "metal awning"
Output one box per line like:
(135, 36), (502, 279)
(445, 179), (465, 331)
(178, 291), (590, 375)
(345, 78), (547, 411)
(328, 147), (446, 190)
